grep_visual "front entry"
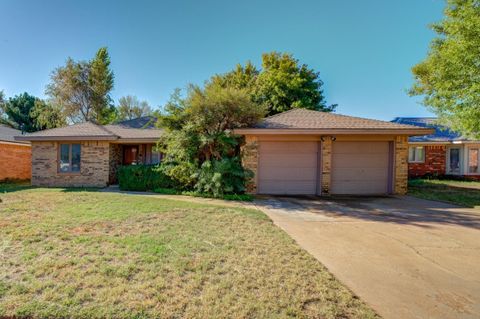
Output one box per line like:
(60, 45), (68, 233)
(123, 145), (139, 165)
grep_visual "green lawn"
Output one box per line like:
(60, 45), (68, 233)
(0, 185), (377, 318)
(408, 178), (480, 208)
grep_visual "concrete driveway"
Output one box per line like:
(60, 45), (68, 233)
(253, 196), (480, 319)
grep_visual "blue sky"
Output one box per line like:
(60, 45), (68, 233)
(0, 0), (444, 120)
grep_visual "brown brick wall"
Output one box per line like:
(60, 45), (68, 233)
(394, 136), (408, 195)
(408, 145), (446, 178)
(241, 136), (258, 194)
(320, 138), (332, 195)
(31, 141), (110, 187)
(0, 142), (31, 181)
(109, 144), (122, 184)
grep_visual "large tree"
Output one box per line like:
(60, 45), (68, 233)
(211, 52), (335, 115)
(0, 92), (39, 132)
(410, 0), (480, 138)
(160, 82), (266, 195)
(46, 47), (115, 124)
(116, 95), (153, 121)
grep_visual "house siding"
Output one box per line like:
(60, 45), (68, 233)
(31, 141), (110, 187)
(0, 142), (31, 181)
(408, 145), (446, 178)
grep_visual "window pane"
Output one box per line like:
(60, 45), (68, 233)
(450, 148), (460, 173)
(469, 148), (478, 173)
(408, 147), (415, 162)
(415, 147), (425, 162)
(151, 152), (162, 164)
(71, 144), (81, 172)
(59, 144), (70, 172)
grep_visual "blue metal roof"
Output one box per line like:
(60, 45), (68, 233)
(391, 117), (466, 142)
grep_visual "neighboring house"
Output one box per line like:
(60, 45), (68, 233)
(235, 109), (431, 196)
(392, 117), (480, 179)
(15, 116), (162, 187)
(0, 125), (31, 181)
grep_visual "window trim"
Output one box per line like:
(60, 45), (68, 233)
(57, 143), (81, 174)
(408, 146), (425, 163)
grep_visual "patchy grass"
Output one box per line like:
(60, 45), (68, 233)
(408, 179), (480, 208)
(0, 185), (377, 318)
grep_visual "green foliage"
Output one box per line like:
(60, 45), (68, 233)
(0, 92), (65, 132)
(89, 48), (115, 124)
(117, 165), (175, 191)
(160, 82), (265, 196)
(0, 92), (38, 132)
(116, 95), (153, 121)
(46, 47), (115, 124)
(194, 157), (252, 197)
(30, 100), (67, 129)
(410, 0), (480, 138)
(211, 52), (335, 115)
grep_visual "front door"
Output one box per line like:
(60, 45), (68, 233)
(123, 146), (139, 165)
(447, 147), (461, 174)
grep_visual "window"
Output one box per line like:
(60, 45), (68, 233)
(469, 148), (479, 173)
(408, 146), (425, 163)
(151, 151), (162, 165)
(59, 143), (81, 173)
(448, 147), (461, 174)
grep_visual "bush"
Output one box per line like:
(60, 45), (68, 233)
(153, 188), (253, 201)
(194, 157), (252, 198)
(118, 165), (175, 191)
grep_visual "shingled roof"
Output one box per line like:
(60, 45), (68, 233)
(0, 125), (30, 144)
(15, 116), (162, 142)
(391, 117), (468, 143)
(235, 109), (433, 135)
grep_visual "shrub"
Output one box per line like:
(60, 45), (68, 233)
(193, 157), (252, 198)
(118, 165), (175, 191)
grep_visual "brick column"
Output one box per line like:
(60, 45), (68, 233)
(321, 137), (332, 195)
(394, 135), (408, 195)
(241, 135), (258, 194)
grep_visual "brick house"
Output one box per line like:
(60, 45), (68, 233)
(235, 109), (431, 195)
(0, 125), (31, 181)
(15, 117), (162, 187)
(16, 111), (432, 195)
(392, 117), (480, 179)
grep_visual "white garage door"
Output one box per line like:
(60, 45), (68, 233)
(331, 141), (391, 195)
(258, 141), (319, 195)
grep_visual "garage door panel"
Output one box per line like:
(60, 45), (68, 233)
(334, 142), (389, 153)
(259, 167), (317, 180)
(258, 181), (317, 195)
(332, 168), (389, 181)
(333, 156), (389, 169)
(258, 141), (318, 195)
(331, 141), (390, 195)
(260, 141), (318, 153)
(259, 154), (317, 168)
(333, 181), (388, 195)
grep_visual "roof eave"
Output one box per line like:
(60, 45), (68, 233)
(14, 135), (118, 141)
(233, 128), (434, 136)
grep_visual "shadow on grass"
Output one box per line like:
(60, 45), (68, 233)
(408, 179), (480, 208)
(0, 180), (33, 193)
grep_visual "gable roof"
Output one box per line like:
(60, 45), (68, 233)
(391, 117), (467, 142)
(0, 125), (30, 145)
(14, 116), (162, 142)
(235, 109), (433, 135)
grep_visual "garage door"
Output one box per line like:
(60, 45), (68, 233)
(258, 141), (319, 195)
(331, 141), (391, 195)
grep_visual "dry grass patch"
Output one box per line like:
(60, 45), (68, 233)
(0, 186), (378, 318)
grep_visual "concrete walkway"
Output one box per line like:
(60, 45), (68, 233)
(253, 196), (480, 319)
